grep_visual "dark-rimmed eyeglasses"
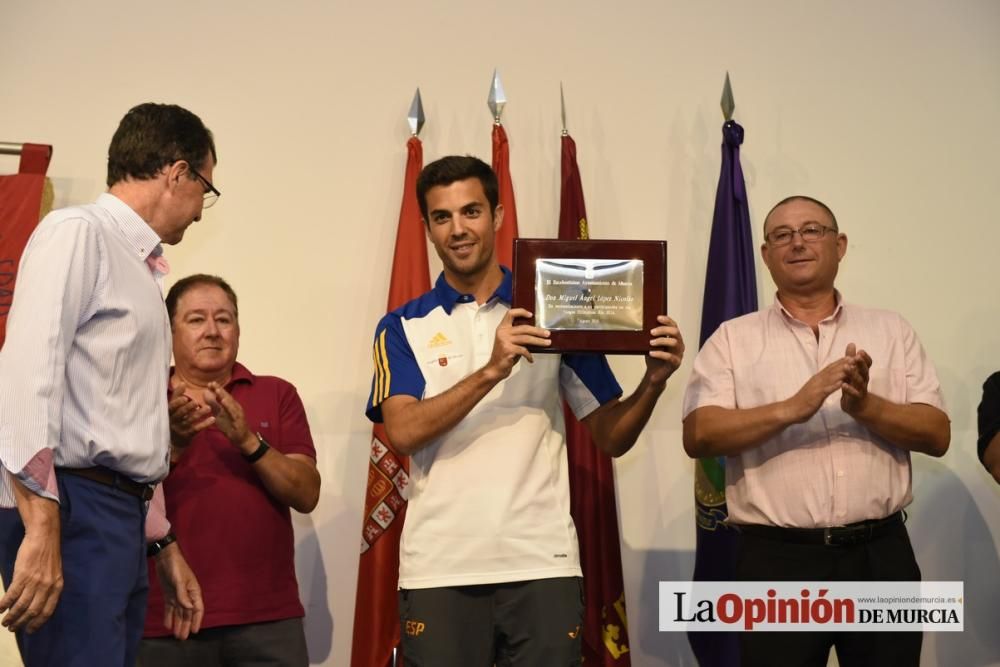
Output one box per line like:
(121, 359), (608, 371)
(766, 223), (837, 247)
(189, 165), (220, 209)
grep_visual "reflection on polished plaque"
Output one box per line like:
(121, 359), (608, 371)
(512, 238), (667, 354)
(535, 259), (644, 330)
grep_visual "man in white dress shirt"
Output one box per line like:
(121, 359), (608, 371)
(0, 103), (219, 667)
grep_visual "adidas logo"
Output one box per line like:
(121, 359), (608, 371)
(428, 332), (451, 348)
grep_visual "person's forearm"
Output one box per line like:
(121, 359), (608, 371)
(850, 394), (950, 457)
(237, 436), (321, 512)
(383, 366), (503, 456)
(1, 476), (63, 633)
(11, 475), (60, 536)
(683, 401), (800, 458)
(585, 375), (665, 458)
(153, 540), (203, 640)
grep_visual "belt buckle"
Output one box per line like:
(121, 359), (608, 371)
(823, 527), (834, 546)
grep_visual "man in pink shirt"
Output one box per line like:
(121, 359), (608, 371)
(683, 195), (950, 667)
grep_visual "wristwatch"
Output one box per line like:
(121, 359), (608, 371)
(147, 533), (177, 558)
(244, 432), (271, 463)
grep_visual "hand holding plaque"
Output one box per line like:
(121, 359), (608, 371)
(644, 314), (685, 385)
(486, 307), (552, 376)
(511, 239), (667, 354)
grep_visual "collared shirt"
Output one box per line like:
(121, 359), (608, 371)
(144, 363), (316, 636)
(367, 268), (622, 589)
(0, 193), (172, 506)
(682, 294), (946, 528)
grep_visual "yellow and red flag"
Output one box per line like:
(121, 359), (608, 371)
(351, 135), (428, 667)
(491, 124), (519, 268)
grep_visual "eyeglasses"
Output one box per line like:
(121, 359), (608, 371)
(766, 223), (837, 247)
(188, 165), (221, 209)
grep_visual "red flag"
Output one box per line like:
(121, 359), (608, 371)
(351, 136), (429, 667)
(491, 123), (519, 268)
(0, 143), (52, 349)
(560, 134), (631, 665)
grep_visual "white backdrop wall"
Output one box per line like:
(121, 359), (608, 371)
(1, 1), (998, 665)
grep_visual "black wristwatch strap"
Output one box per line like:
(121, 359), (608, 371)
(244, 432), (270, 463)
(147, 533), (177, 558)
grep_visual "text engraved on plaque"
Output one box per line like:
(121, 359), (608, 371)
(535, 258), (644, 331)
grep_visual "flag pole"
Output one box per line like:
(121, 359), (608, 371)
(687, 71), (757, 667)
(351, 88), (429, 667)
(559, 85), (632, 665)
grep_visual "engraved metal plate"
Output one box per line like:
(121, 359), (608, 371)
(535, 259), (643, 330)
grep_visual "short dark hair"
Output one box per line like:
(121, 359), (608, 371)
(106, 103), (216, 187)
(165, 274), (238, 326)
(416, 155), (499, 222)
(763, 195), (839, 235)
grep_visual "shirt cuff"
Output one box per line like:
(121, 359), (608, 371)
(144, 484), (171, 542)
(16, 449), (59, 503)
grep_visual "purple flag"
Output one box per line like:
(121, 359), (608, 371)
(688, 120), (757, 667)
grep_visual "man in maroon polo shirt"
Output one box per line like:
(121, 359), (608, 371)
(137, 274), (321, 666)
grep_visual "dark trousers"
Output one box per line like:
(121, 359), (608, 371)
(137, 617), (309, 667)
(399, 577), (584, 666)
(0, 473), (148, 667)
(736, 520), (922, 667)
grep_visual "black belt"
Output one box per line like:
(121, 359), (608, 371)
(56, 466), (155, 501)
(736, 512), (904, 547)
